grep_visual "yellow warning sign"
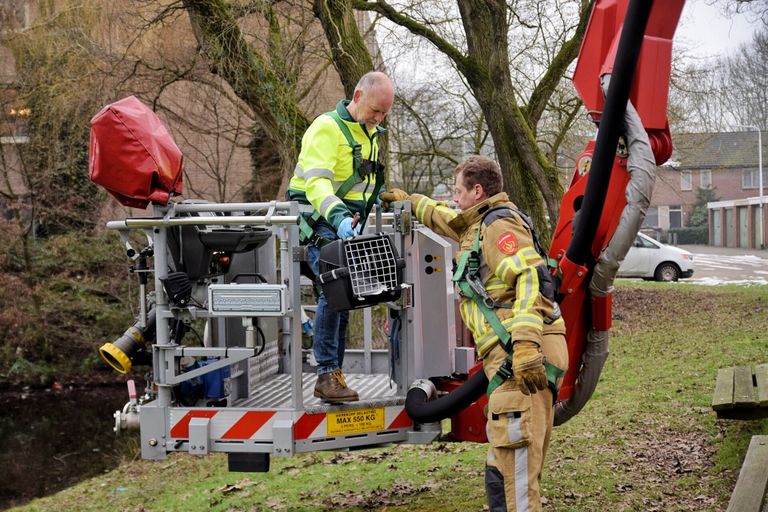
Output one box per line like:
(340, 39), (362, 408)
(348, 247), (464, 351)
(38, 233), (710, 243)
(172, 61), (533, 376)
(326, 407), (385, 436)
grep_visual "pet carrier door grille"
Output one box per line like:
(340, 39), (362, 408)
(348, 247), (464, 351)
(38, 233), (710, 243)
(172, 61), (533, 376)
(344, 236), (399, 297)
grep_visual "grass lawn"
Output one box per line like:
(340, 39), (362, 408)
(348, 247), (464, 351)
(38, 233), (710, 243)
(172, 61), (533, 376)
(11, 281), (768, 512)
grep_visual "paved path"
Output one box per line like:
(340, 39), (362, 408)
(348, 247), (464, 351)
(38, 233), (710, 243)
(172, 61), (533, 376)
(677, 245), (768, 285)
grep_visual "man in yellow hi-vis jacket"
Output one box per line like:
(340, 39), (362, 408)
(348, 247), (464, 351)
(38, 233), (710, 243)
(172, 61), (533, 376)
(382, 155), (568, 512)
(288, 71), (394, 403)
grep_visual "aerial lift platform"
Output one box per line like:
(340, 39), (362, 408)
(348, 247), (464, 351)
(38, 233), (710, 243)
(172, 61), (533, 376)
(90, 0), (685, 473)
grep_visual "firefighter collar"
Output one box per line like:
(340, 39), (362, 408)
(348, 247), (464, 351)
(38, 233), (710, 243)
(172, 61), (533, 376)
(336, 100), (387, 136)
(447, 192), (511, 232)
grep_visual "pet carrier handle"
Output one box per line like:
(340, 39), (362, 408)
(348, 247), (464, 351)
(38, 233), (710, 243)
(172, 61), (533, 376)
(317, 267), (350, 285)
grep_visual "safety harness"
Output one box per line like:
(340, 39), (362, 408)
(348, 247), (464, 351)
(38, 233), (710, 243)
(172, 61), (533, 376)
(451, 206), (564, 398)
(297, 111), (385, 247)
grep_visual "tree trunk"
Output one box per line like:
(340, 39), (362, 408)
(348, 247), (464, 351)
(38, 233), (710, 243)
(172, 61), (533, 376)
(458, 0), (562, 237)
(313, 0), (375, 98)
(314, 0), (391, 165)
(354, 0), (593, 239)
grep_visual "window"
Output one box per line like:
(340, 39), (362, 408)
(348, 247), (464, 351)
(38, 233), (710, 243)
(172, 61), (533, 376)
(700, 169), (712, 188)
(680, 170), (692, 191)
(1, 106), (30, 143)
(669, 205), (682, 228)
(0, 1), (32, 32)
(642, 206), (659, 228)
(742, 168), (768, 189)
(635, 235), (658, 248)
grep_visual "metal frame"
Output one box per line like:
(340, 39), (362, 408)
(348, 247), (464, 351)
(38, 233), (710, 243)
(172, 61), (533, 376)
(108, 201), (457, 462)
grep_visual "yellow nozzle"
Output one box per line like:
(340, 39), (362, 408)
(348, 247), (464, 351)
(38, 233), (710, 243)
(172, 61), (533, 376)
(99, 342), (132, 374)
(99, 311), (155, 375)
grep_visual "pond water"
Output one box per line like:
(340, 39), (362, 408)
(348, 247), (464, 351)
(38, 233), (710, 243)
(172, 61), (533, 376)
(0, 385), (138, 510)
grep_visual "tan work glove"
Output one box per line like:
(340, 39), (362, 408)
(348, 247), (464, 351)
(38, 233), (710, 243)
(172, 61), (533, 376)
(379, 188), (409, 210)
(512, 341), (547, 395)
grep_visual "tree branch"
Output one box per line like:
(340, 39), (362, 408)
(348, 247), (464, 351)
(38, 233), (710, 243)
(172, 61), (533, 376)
(353, 0), (471, 74)
(525, 0), (594, 128)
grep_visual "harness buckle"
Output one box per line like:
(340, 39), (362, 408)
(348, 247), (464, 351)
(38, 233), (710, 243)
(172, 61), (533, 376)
(496, 359), (514, 380)
(308, 232), (333, 248)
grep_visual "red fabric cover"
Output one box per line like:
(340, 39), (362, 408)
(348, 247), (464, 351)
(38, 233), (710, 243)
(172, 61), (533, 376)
(89, 96), (183, 208)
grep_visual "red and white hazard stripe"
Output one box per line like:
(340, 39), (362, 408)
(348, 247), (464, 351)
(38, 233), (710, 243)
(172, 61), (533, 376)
(169, 405), (413, 442)
(170, 409), (287, 441)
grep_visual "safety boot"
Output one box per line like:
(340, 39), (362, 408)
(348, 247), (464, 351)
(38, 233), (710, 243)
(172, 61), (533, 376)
(314, 369), (359, 403)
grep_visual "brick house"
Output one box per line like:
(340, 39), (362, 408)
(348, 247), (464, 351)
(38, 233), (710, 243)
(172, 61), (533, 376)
(645, 131), (767, 248)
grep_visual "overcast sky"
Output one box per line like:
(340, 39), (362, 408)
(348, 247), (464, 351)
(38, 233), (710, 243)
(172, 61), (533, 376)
(677, 0), (760, 59)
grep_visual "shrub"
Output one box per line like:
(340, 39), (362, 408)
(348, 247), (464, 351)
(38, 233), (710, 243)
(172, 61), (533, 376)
(667, 226), (708, 245)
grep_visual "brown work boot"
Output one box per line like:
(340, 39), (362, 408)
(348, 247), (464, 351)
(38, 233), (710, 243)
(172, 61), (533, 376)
(314, 369), (359, 403)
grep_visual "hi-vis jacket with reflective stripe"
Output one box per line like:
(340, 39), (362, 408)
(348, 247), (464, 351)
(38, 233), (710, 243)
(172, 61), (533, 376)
(409, 191), (565, 358)
(288, 100), (384, 230)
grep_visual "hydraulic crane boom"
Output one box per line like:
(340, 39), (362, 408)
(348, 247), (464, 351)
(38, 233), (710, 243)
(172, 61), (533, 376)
(551, 0), (684, 411)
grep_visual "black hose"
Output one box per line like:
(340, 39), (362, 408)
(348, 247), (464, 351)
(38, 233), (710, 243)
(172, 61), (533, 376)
(566, 0), (654, 266)
(405, 370), (488, 424)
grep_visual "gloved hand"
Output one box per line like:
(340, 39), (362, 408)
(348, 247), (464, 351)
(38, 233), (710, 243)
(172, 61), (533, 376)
(379, 188), (409, 210)
(336, 216), (361, 239)
(511, 341), (547, 395)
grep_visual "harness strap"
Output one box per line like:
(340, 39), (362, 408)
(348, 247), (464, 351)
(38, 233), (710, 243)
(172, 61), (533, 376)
(545, 360), (565, 386)
(325, 111), (384, 231)
(486, 358), (564, 399)
(298, 210), (319, 241)
(453, 207), (564, 397)
(452, 224), (512, 348)
(486, 354), (565, 400)
(297, 210), (334, 247)
(326, 111), (364, 200)
(486, 356), (514, 397)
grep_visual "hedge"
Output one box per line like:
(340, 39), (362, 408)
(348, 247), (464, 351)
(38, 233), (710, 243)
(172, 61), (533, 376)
(667, 226), (708, 245)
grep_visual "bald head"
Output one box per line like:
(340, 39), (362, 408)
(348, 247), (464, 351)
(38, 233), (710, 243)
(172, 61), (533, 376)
(348, 71), (394, 131)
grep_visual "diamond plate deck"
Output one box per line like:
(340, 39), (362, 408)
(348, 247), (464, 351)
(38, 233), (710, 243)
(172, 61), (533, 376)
(235, 373), (404, 413)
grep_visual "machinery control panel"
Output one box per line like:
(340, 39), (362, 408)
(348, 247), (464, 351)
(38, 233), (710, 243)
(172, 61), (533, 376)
(208, 284), (287, 316)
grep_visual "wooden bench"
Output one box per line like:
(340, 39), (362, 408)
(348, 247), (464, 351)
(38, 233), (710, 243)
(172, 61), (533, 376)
(726, 435), (768, 512)
(712, 364), (768, 420)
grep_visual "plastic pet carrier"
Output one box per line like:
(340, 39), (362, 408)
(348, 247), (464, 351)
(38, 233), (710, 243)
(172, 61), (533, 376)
(318, 233), (405, 312)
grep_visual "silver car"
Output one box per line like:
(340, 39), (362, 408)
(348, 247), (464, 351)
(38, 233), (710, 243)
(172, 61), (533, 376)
(618, 232), (694, 281)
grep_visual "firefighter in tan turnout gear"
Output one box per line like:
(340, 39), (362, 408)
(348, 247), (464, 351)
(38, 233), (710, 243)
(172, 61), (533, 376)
(382, 155), (568, 512)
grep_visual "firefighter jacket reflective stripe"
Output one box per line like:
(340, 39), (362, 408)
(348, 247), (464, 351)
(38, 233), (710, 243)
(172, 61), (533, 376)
(409, 192), (565, 358)
(288, 100), (384, 230)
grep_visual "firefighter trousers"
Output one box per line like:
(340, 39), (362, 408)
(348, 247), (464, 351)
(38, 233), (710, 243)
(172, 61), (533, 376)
(483, 334), (567, 512)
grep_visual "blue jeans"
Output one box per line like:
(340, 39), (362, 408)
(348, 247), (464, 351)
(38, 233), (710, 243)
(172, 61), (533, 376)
(307, 225), (349, 376)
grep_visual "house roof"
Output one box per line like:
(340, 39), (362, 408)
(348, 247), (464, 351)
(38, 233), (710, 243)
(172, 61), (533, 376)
(667, 131), (767, 170)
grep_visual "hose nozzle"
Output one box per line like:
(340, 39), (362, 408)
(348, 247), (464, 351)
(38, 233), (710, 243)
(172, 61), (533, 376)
(99, 308), (156, 374)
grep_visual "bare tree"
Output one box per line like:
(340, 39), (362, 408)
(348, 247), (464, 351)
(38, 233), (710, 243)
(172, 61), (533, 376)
(668, 60), (730, 133)
(388, 80), (491, 197)
(179, 0), (313, 198)
(669, 25), (768, 132)
(321, 0), (595, 236)
(723, 26), (768, 130)
(711, 0), (768, 26)
(4, 0), (107, 235)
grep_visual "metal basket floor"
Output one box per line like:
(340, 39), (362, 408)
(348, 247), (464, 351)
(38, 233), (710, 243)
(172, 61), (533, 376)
(235, 373), (403, 413)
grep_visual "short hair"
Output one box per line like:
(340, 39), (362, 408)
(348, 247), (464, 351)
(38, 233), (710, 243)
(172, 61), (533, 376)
(355, 71), (392, 96)
(454, 155), (503, 196)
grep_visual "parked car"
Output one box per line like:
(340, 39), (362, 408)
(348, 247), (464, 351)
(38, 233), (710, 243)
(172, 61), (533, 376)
(617, 232), (694, 281)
